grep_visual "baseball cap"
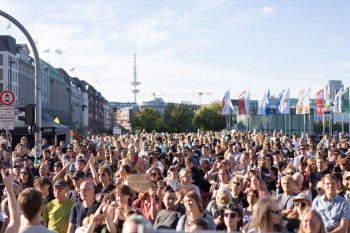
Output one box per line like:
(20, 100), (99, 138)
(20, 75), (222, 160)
(72, 170), (86, 180)
(192, 142), (199, 147)
(54, 179), (67, 188)
(222, 159), (230, 164)
(293, 193), (312, 205)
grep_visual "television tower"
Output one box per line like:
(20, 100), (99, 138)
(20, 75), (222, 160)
(131, 54), (140, 103)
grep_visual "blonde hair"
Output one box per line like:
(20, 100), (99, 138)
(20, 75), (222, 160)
(215, 186), (233, 206)
(299, 208), (327, 233)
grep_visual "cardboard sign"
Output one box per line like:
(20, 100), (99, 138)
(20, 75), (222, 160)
(134, 158), (149, 174)
(126, 174), (151, 193)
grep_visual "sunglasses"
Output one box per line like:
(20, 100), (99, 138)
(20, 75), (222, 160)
(296, 202), (307, 208)
(150, 173), (158, 177)
(98, 172), (106, 177)
(21, 172), (28, 175)
(270, 210), (281, 215)
(232, 182), (241, 186)
(224, 213), (237, 218)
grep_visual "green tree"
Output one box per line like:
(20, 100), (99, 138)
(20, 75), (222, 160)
(193, 102), (226, 131)
(163, 103), (194, 132)
(130, 107), (162, 132)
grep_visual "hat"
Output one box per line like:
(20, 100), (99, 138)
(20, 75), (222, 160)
(293, 193), (312, 204)
(192, 142), (199, 147)
(14, 164), (24, 169)
(54, 179), (67, 188)
(72, 170), (86, 180)
(222, 159), (230, 164)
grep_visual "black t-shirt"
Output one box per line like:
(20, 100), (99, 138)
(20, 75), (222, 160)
(308, 169), (329, 197)
(285, 218), (300, 233)
(69, 202), (90, 228)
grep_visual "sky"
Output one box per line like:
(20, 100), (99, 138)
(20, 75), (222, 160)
(1, 0), (350, 105)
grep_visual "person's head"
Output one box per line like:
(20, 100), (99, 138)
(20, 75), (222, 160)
(188, 218), (209, 232)
(246, 189), (259, 206)
(149, 167), (164, 182)
(223, 205), (242, 230)
(316, 180), (325, 196)
(322, 174), (337, 198)
(53, 179), (68, 203)
(118, 165), (132, 178)
(281, 175), (295, 194)
(231, 176), (243, 193)
(80, 181), (95, 201)
(216, 186), (233, 206)
(34, 176), (53, 198)
(18, 188), (43, 222)
(167, 166), (178, 179)
(316, 156), (327, 171)
(218, 168), (229, 183)
(293, 193), (312, 216)
(115, 185), (133, 206)
(284, 165), (296, 176)
(293, 172), (304, 189)
(20, 167), (34, 186)
(39, 164), (49, 177)
(299, 208), (327, 233)
(250, 175), (261, 190)
(249, 196), (282, 232)
(161, 186), (177, 210)
(98, 166), (112, 184)
(76, 158), (87, 171)
(122, 214), (152, 233)
(184, 191), (204, 214)
(178, 168), (193, 185)
(72, 170), (86, 189)
(54, 161), (63, 172)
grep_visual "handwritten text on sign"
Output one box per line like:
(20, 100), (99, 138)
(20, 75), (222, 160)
(126, 174), (151, 193)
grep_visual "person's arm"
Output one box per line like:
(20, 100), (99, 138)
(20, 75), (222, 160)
(67, 223), (76, 233)
(52, 162), (69, 183)
(2, 169), (20, 233)
(329, 218), (348, 233)
(88, 156), (99, 186)
(149, 187), (158, 221)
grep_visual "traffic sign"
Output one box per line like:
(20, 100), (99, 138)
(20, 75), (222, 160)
(0, 118), (14, 130)
(0, 107), (14, 118)
(0, 90), (15, 106)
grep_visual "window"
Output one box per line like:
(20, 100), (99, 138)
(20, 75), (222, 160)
(0, 54), (3, 65)
(0, 69), (2, 80)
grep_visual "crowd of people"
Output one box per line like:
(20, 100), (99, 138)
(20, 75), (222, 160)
(0, 130), (350, 233)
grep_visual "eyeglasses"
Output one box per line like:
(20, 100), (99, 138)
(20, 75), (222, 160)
(296, 202), (307, 208)
(150, 173), (158, 177)
(21, 172), (28, 175)
(224, 213), (237, 218)
(98, 172), (106, 177)
(232, 182), (241, 186)
(270, 210), (281, 215)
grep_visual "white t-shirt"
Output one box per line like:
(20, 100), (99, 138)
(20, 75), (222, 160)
(19, 225), (57, 233)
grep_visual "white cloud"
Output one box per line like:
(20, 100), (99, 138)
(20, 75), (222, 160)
(260, 6), (279, 15)
(327, 37), (346, 44)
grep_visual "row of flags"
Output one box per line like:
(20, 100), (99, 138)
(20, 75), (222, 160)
(221, 87), (350, 116)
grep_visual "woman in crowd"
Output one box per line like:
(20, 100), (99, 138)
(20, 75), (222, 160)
(176, 168), (200, 196)
(223, 205), (242, 232)
(115, 164), (132, 186)
(233, 151), (250, 176)
(149, 167), (164, 182)
(164, 166), (180, 189)
(132, 181), (158, 223)
(176, 191), (216, 231)
(298, 208), (327, 233)
(242, 189), (259, 227)
(113, 185), (133, 232)
(34, 176), (55, 208)
(19, 167), (34, 190)
(249, 174), (269, 197)
(154, 186), (186, 229)
(247, 196), (284, 233)
(211, 168), (231, 197)
(206, 186), (234, 230)
(50, 161), (64, 179)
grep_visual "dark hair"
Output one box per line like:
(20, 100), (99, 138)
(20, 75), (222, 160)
(20, 167), (34, 188)
(160, 186), (176, 209)
(18, 188), (43, 221)
(34, 177), (54, 197)
(115, 185), (133, 206)
(190, 218), (209, 230)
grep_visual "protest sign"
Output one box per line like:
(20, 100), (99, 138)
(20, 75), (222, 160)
(126, 174), (151, 193)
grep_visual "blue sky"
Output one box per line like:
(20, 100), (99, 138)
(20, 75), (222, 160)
(1, 0), (349, 104)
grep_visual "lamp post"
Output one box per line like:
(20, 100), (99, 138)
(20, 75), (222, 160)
(0, 10), (42, 158)
(329, 101), (334, 137)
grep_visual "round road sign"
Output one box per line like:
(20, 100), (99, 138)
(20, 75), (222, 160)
(0, 90), (15, 106)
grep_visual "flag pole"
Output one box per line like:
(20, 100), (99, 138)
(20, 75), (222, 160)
(342, 113), (344, 134)
(322, 114), (325, 135)
(303, 113), (306, 139)
(284, 114), (286, 136)
(289, 113), (291, 136)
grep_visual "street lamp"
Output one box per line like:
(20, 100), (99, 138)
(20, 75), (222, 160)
(329, 101), (334, 137)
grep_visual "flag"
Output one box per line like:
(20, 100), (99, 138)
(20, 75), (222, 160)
(276, 89), (290, 114)
(54, 117), (61, 124)
(70, 67), (75, 72)
(324, 85), (331, 114)
(55, 49), (62, 54)
(221, 91), (231, 115)
(296, 89), (305, 114)
(43, 49), (50, 53)
(258, 90), (270, 115)
(315, 89), (324, 115)
(341, 87), (349, 113)
(333, 88), (343, 113)
(303, 88), (311, 114)
(238, 90), (250, 115)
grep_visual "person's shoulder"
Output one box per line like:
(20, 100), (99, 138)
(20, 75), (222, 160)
(19, 225), (57, 233)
